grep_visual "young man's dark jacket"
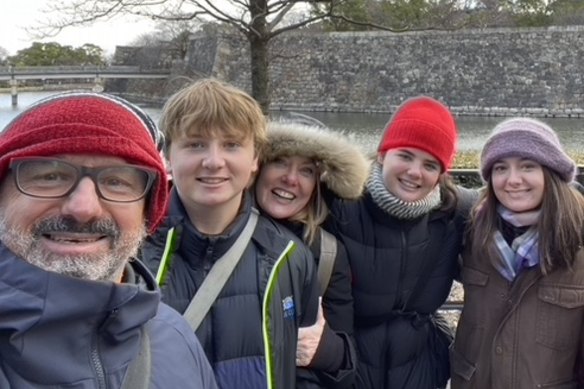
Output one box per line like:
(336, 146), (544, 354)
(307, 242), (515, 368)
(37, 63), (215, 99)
(141, 189), (320, 389)
(0, 242), (218, 389)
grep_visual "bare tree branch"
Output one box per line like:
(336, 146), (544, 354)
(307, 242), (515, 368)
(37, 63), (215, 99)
(32, 0), (482, 113)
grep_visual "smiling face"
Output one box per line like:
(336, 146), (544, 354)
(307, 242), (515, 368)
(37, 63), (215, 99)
(491, 157), (544, 212)
(255, 156), (317, 220)
(378, 147), (441, 202)
(0, 154), (147, 282)
(168, 130), (259, 221)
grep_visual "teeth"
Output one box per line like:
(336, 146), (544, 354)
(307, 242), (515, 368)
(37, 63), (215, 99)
(48, 234), (101, 243)
(200, 178), (224, 184)
(273, 189), (295, 200)
(400, 180), (418, 189)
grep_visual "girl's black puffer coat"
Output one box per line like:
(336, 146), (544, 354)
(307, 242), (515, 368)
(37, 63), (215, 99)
(326, 189), (474, 389)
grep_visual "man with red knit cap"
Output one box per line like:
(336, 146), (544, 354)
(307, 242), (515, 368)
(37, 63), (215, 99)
(0, 92), (218, 388)
(325, 96), (476, 389)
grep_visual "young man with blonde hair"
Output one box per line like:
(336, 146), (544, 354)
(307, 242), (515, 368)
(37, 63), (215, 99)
(142, 78), (320, 389)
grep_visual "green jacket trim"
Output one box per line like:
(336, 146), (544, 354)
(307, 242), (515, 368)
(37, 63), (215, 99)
(262, 240), (297, 389)
(155, 226), (178, 286)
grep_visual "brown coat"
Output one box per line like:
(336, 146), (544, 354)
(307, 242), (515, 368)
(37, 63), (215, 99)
(451, 245), (584, 389)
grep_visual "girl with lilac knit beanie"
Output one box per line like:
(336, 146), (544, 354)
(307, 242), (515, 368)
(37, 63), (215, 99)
(451, 117), (584, 388)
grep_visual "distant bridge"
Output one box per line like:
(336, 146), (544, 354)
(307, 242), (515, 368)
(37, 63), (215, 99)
(0, 66), (171, 106)
(0, 65), (170, 81)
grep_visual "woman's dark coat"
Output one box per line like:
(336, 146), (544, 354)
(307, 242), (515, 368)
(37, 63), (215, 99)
(451, 241), (584, 388)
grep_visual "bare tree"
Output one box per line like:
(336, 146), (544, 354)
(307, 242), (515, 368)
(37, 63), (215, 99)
(0, 46), (8, 66)
(34, 0), (356, 112)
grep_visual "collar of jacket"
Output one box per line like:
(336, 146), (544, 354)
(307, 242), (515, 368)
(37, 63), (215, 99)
(0, 242), (159, 385)
(165, 187), (254, 265)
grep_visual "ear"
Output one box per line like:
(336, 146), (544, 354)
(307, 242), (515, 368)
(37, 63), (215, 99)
(376, 152), (385, 165)
(163, 157), (172, 174)
(251, 155), (259, 174)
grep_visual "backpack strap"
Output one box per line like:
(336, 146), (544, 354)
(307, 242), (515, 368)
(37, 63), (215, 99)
(317, 229), (338, 296)
(121, 326), (151, 389)
(182, 208), (259, 331)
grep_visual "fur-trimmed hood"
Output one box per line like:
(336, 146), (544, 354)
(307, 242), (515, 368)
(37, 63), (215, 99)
(263, 120), (370, 200)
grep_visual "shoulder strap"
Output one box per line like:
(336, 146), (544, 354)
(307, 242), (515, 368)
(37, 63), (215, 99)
(182, 208), (259, 332)
(317, 229), (337, 296)
(121, 327), (151, 389)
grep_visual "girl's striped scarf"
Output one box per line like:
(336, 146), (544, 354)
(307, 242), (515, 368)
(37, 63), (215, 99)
(366, 163), (442, 220)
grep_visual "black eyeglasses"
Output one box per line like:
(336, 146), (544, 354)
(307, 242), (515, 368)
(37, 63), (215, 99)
(9, 157), (157, 203)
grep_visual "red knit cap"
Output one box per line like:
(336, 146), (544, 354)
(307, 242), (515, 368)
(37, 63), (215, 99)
(378, 96), (458, 171)
(0, 92), (168, 232)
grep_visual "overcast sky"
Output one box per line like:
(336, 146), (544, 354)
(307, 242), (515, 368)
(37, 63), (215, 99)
(2, 0), (156, 56)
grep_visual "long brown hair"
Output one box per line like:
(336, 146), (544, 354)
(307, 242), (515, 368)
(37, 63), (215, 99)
(470, 166), (584, 274)
(439, 173), (459, 213)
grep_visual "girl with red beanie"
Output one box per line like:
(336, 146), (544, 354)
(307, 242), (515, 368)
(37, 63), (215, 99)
(325, 96), (476, 389)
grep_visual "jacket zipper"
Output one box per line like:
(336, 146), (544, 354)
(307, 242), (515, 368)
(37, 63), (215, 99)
(397, 229), (407, 310)
(91, 333), (107, 389)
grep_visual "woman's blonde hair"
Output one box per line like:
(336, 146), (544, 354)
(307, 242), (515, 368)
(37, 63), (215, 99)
(286, 166), (329, 245)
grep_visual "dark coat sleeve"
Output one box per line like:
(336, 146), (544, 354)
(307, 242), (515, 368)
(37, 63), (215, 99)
(452, 185), (480, 281)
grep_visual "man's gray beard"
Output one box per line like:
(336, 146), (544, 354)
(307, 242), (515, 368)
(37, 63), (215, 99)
(0, 212), (147, 282)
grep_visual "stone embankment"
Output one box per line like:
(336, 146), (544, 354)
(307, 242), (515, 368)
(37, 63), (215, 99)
(112, 25), (584, 118)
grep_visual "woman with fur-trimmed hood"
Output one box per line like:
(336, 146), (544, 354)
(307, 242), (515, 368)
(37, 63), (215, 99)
(255, 119), (370, 389)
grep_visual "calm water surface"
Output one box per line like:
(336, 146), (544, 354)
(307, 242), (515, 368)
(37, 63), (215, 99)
(2, 91), (584, 153)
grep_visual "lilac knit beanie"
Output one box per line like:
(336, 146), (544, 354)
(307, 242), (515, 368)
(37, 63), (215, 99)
(480, 117), (576, 182)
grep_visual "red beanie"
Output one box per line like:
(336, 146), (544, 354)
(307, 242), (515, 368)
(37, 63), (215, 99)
(378, 96), (458, 171)
(0, 92), (168, 233)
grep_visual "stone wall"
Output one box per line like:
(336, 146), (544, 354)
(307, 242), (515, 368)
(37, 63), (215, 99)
(272, 27), (584, 117)
(115, 26), (584, 117)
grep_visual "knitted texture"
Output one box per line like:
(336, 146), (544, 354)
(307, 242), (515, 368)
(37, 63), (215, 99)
(480, 117), (576, 182)
(367, 163), (442, 219)
(0, 92), (168, 232)
(378, 96), (458, 171)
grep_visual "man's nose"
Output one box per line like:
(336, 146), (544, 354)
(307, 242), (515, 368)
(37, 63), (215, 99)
(60, 177), (105, 223)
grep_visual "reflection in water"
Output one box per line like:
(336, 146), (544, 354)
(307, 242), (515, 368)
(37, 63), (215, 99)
(2, 91), (584, 153)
